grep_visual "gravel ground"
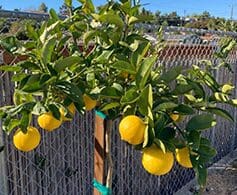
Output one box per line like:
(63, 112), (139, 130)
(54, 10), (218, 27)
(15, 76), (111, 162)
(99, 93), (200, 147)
(175, 149), (237, 195)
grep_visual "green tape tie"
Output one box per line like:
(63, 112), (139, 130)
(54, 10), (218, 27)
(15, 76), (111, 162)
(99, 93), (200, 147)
(93, 179), (112, 195)
(95, 110), (107, 119)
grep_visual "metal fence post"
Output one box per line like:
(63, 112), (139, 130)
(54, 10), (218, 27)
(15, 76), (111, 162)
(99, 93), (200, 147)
(0, 50), (8, 195)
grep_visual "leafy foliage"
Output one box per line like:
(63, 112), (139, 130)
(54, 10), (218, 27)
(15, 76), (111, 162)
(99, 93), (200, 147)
(0, 0), (236, 190)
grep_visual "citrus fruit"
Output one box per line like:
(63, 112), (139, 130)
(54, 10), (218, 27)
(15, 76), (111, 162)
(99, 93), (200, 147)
(175, 147), (193, 168)
(83, 94), (97, 111)
(38, 112), (62, 131)
(119, 115), (146, 145)
(170, 113), (180, 121)
(13, 126), (41, 152)
(60, 103), (76, 121)
(142, 145), (174, 175)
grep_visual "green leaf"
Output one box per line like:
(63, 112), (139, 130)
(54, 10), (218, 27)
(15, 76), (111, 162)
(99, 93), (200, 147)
(40, 74), (57, 85)
(198, 144), (217, 158)
(172, 84), (193, 95)
(228, 99), (237, 106)
(136, 56), (157, 89)
(79, 0), (95, 13)
(65, 0), (72, 7)
(155, 102), (178, 111)
(7, 119), (21, 133)
(154, 113), (169, 136)
(18, 61), (41, 71)
(173, 104), (195, 115)
(94, 50), (114, 64)
(20, 74), (42, 93)
(40, 21), (60, 44)
(120, 88), (139, 104)
(54, 56), (82, 72)
(203, 72), (219, 92)
(83, 30), (98, 46)
(49, 9), (59, 21)
(100, 102), (120, 111)
(187, 130), (201, 150)
(187, 80), (205, 98)
(159, 127), (176, 141)
(206, 107), (233, 121)
(186, 114), (216, 131)
(111, 60), (136, 74)
(0, 65), (21, 72)
(48, 104), (61, 120)
(12, 73), (28, 82)
(32, 102), (46, 115)
(138, 84), (153, 116)
(159, 66), (182, 83)
(154, 138), (166, 153)
(131, 41), (151, 66)
(19, 111), (31, 133)
(41, 36), (57, 66)
(55, 81), (83, 105)
(99, 13), (124, 29)
(222, 84), (234, 94)
(143, 126), (154, 148)
(0, 36), (19, 52)
(100, 87), (122, 99)
(196, 165), (207, 188)
(26, 24), (38, 40)
(128, 16), (139, 25)
(213, 92), (229, 102)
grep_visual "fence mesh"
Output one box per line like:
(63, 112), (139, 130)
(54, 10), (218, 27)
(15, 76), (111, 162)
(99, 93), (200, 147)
(0, 15), (237, 195)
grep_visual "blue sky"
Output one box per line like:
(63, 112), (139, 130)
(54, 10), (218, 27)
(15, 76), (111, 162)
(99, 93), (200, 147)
(0, 0), (234, 19)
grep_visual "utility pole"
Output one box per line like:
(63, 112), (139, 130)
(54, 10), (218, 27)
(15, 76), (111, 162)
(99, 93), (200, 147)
(230, 4), (237, 20)
(230, 4), (234, 20)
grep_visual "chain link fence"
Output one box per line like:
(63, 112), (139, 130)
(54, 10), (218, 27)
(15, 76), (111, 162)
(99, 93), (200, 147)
(0, 13), (237, 195)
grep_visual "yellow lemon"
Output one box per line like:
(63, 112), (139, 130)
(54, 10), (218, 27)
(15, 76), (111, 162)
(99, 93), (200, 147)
(142, 145), (174, 175)
(13, 126), (41, 152)
(170, 113), (180, 121)
(175, 147), (193, 168)
(83, 94), (97, 111)
(119, 115), (146, 145)
(38, 112), (62, 131)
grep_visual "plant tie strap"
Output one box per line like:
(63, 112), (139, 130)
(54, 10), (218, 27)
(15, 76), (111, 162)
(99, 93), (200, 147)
(95, 110), (107, 119)
(93, 179), (112, 195)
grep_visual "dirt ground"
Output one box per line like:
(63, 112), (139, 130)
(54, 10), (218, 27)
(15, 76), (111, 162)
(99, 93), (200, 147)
(176, 149), (237, 195)
(194, 166), (237, 195)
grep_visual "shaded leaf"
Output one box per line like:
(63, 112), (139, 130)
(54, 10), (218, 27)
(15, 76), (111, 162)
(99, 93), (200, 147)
(100, 87), (122, 99)
(48, 104), (61, 120)
(206, 107), (233, 121)
(121, 88), (139, 104)
(155, 102), (178, 111)
(159, 66), (182, 83)
(111, 60), (136, 74)
(54, 56), (82, 72)
(173, 104), (195, 115)
(186, 114), (216, 131)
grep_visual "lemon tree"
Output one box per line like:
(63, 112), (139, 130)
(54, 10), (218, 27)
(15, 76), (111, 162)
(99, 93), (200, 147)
(0, 0), (237, 190)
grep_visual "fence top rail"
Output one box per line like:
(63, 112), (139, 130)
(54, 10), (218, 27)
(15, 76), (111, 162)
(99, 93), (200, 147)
(0, 10), (65, 21)
(137, 24), (237, 38)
